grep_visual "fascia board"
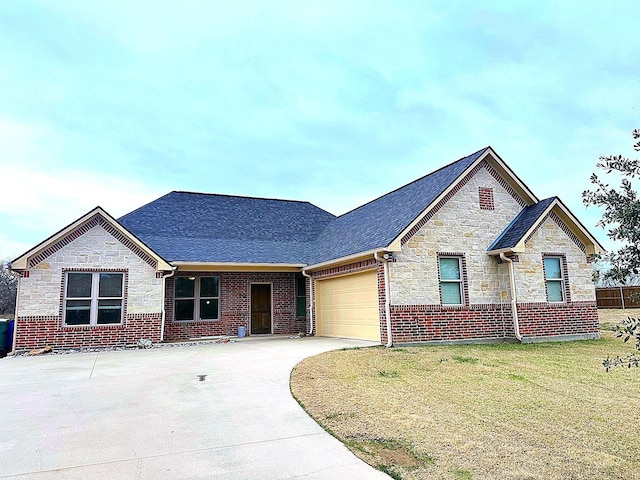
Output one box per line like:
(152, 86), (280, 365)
(484, 147), (539, 204)
(552, 200), (606, 255)
(304, 248), (385, 272)
(172, 262), (306, 272)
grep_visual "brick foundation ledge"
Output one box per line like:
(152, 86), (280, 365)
(520, 332), (601, 343)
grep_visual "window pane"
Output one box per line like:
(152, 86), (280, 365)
(65, 300), (91, 325)
(296, 276), (306, 296)
(200, 298), (219, 319)
(175, 277), (195, 298)
(544, 257), (562, 279)
(296, 296), (306, 317)
(200, 277), (219, 298)
(97, 299), (122, 324)
(175, 299), (195, 320)
(67, 273), (92, 298)
(99, 273), (123, 297)
(441, 282), (462, 304)
(439, 258), (461, 280)
(547, 280), (564, 302)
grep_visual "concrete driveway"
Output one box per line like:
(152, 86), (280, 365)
(0, 336), (390, 479)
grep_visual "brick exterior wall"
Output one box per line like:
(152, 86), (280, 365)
(308, 252), (599, 345)
(387, 301), (599, 344)
(15, 314), (162, 350)
(163, 272), (308, 341)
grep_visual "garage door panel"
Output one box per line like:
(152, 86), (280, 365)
(316, 270), (380, 342)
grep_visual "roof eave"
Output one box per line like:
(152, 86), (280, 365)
(171, 261), (306, 272)
(304, 248), (386, 272)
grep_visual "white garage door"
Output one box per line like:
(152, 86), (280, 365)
(315, 270), (381, 342)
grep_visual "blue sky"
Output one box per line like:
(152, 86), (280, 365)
(0, 1), (638, 260)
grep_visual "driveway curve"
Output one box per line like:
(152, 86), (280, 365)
(0, 336), (390, 479)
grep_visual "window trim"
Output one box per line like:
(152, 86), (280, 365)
(174, 276), (221, 322)
(543, 255), (567, 303)
(63, 271), (125, 326)
(438, 255), (466, 306)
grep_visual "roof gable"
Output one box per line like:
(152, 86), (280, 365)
(11, 207), (172, 271)
(488, 197), (605, 255)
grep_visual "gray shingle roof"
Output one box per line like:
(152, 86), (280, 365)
(307, 147), (489, 264)
(118, 147), (490, 265)
(488, 197), (556, 252)
(118, 192), (335, 263)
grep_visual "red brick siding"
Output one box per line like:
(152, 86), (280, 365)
(479, 187), (495, 210)
(15, 313), (162, 351)
(164, 272), (307, 341)
(388, 301), (599, 343)
(517, 301), (599, 337)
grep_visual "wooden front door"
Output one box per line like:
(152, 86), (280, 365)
(251, 284), (272, 334)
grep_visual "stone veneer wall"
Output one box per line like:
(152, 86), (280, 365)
(385, 161), (599, 343)
(390, 163), (521, 305)
(163, 272), (307, 341)
(15, 224), (164, 350)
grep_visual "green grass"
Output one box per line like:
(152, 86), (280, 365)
(291, 332), (640, 480)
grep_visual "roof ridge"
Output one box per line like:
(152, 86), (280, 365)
(169, 190), (324, 207)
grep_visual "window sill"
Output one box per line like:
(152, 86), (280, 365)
(172, 319), (221, 323)
(63, 324), (124, 329)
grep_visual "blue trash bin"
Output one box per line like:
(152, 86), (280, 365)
(0, 320), (8, 357)
(238, 326), (246, 338)
(6, 319), (14, 351)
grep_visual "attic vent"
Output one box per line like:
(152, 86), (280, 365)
(479, 187), (494, 210)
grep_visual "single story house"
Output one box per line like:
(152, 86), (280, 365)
(10, 147), (604, 351)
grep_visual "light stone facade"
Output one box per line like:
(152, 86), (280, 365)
(390, 165), (520, 305)
(17, 225), (163, 317)
(389, 164), (595, 306)
(515, 216), (595, 302)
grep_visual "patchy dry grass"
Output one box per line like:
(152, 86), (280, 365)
(290, 332), (640, 480)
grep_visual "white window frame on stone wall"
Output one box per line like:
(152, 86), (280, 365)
(438, 256), (465, 306)
(63, 272), (124, 326)
(543, 256), (566, 303)
(174, 276), (220, 321)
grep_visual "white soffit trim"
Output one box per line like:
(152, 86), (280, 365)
(172, 262), (305, 272)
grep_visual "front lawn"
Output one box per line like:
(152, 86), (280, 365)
(290, 332), (640, 480)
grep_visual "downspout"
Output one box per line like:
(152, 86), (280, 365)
(374, 252), (393, 348)
(10, 270), (21, 355)
(500, 253), (523, 342)
(160, 267), (177, 342)
(301, 269), (314, 335)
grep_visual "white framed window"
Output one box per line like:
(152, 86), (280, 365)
(439, 256), (464, 305)
(174, 276), (220, 321)
(64, 272), (124, 326)
(544, 256), (565, 302)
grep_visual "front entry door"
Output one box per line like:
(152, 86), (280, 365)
(251, 284), (272, 334)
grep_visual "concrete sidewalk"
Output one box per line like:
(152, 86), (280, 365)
(0, 336), (390, 479)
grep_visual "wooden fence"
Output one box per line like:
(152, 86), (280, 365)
(596, 287), (640, 309)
